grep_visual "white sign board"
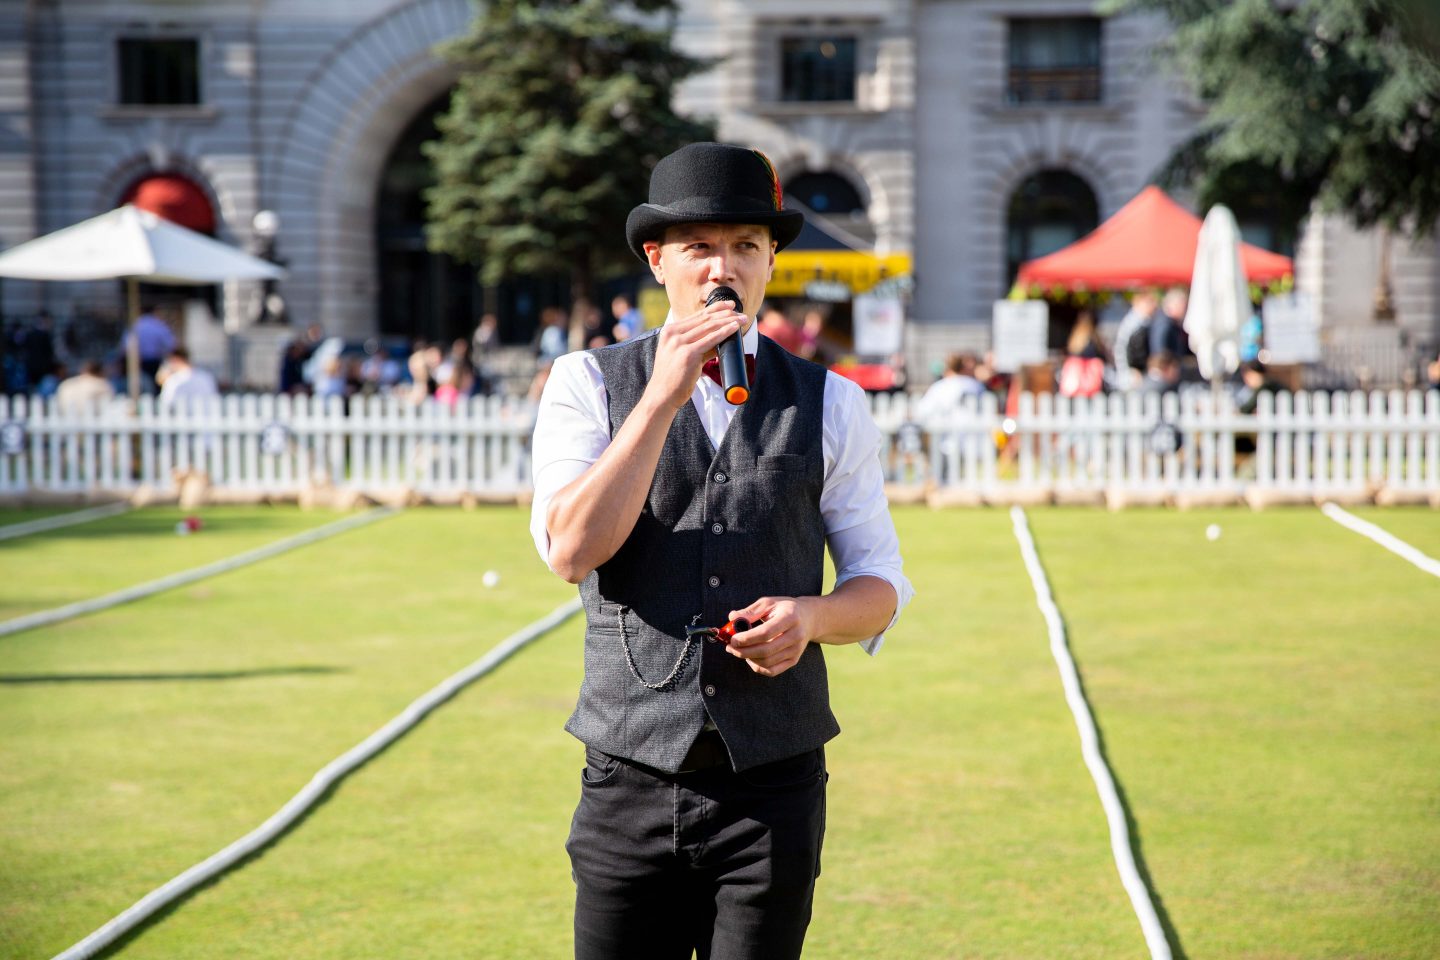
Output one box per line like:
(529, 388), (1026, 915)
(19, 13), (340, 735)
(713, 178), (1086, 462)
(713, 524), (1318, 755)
(1262, 293), (1320, 364)
(853, 293), (905, 356)
(991, 300), (1049, 373)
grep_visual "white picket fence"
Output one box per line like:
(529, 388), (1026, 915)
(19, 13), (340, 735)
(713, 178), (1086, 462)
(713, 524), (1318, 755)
(869, 389), (1440, 501)
(1, 390), (1437, 502)
(0, 394), (535, 499)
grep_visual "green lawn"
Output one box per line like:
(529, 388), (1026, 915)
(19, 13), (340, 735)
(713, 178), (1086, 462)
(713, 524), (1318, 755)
(1343, 504), (1440, 560)
(1028, 507), (1440, 960)
(1, 505), (1436, 959)
(0, 507), (346, 621)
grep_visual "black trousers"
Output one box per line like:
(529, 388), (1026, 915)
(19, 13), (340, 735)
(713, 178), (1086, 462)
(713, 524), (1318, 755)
(566, 745), (827, 960)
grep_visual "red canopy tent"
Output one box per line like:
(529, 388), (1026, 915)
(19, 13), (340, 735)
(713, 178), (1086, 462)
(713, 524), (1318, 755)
(1015, 185), (1293, 290)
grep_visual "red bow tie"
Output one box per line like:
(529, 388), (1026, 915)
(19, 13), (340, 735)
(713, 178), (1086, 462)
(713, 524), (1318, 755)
(701, 354), (757, 389)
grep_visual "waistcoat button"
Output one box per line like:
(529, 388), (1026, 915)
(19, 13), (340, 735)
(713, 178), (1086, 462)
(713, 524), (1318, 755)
(704, 684), (717, 697)
(707, 575), (721, 588)
(713, 471), (727, 483)
(711, 522), (724, 535)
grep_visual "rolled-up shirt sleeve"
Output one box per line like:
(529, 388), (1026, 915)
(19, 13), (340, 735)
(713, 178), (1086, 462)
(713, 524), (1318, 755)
(820, 374), (914, 656)
(529, 352), (611, 570)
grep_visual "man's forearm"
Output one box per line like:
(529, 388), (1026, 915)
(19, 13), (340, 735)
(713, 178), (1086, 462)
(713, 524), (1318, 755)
(804, 575), (898, 646)
(544, 395), (677, 583)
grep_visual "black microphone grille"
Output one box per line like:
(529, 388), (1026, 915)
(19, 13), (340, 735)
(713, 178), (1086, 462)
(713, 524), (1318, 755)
(705, 286), (742, 310)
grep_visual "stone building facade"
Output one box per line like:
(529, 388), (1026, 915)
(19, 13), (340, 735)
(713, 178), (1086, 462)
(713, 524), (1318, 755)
(1, 0), (1434, 387)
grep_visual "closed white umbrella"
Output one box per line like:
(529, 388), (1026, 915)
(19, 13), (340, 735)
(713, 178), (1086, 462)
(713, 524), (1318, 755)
(1187, 204), (1249, 382)
(0, 205), (285, 396)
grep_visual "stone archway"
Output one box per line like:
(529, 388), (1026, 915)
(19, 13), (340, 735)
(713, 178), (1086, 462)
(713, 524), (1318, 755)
(266, 0), (471, 338)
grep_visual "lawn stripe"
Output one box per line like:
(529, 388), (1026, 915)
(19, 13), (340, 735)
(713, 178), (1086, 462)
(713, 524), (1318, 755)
(1320, 502), (1440, 579)
(0, 502), (131, 541)
(0, 508), (399, 639)
(1009, 506), (1174, 960)
(49, 595), (583, 960)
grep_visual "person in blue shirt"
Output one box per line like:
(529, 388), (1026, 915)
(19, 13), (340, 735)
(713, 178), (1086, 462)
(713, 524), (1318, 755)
(609, 294), (643, 342)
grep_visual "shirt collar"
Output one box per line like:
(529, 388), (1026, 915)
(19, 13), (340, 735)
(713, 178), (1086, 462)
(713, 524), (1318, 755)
(662, 309), (759, 356)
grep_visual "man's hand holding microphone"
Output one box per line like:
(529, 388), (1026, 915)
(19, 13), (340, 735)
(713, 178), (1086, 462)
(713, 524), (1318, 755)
(646, 286), (750, 413)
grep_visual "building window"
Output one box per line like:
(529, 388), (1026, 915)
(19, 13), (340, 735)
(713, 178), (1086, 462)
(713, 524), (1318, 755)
(786, 172), (864, 215)
(1007, 18), (1101, 104)
(1006, 169), (1099, 289)
(118, 38), (201, 106)
(781, 37), (857, 102)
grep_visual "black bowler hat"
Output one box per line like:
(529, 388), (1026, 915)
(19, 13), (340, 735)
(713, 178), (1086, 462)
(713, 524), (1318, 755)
(625, 142), (805, 261)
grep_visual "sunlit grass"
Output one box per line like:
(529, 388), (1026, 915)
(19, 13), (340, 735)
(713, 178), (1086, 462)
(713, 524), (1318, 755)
(1, 505), (1435, 958)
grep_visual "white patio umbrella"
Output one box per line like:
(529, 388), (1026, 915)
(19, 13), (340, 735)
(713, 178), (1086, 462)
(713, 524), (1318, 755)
(0, 204), (286, 396)
(1186, 203), (1249, 382)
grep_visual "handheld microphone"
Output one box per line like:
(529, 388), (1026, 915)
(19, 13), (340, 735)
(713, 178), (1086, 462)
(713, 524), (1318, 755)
(705, 285), (750, 405)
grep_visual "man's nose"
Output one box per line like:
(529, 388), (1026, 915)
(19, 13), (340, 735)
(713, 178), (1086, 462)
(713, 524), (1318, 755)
(706, 252), (735, 282)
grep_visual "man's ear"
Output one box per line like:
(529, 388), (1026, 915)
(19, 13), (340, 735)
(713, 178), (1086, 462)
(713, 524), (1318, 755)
(643, 240), (665, 283)
(765, 241), (777, 284)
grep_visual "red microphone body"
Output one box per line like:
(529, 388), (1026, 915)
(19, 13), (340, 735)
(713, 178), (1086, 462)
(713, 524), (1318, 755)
(706, 285), (750, 405)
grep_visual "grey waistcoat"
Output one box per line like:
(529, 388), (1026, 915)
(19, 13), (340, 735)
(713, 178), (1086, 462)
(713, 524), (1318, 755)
(566, 330), (839, 773)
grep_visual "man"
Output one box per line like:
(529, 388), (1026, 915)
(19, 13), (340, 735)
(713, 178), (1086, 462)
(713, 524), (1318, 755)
(915, 351), (987, 423)
(127, 303), (176, 394)
(19, 311), (57, 393)
(610, 294), (643, 342)
(157, 347), (219, 406)
(756, 302), (804, 355)
(1236, 358), (1283, 415)
(55, 360), (115, 415)
(1141, 350), (1182, 395)
(1113, 289), (1159, 390)
(1148, 287), (1190, 360)
(530, 142), (912, 960)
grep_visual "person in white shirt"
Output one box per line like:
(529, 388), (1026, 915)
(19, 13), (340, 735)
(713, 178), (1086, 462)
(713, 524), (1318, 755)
(55, 360), (115, 415)
(157, 348), (219, 406)
(531, 142), (912, 960)
(914, 352), (987, 423)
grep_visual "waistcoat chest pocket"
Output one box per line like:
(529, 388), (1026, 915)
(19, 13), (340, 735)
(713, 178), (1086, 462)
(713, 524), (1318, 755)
(757, 454), (804, 473)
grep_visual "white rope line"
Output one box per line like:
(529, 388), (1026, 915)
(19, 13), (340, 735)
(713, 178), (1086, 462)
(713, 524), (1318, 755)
(1009, 506), (1172, 960)
(0, 502), (132, 542)
(1320, 502), (1440, 580)
(0, 508), (399, 639)
(51, 595), (584, 960)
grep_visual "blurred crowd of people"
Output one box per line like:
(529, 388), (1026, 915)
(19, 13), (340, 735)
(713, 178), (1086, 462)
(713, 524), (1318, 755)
(6, 286), (1440, 418)
(914, 286), (1326, 424)
(275, 314), (504, 409)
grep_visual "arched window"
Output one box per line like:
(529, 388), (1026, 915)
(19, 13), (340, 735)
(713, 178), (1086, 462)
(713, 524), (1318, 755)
(1005, 169), (1098, 289)
(785, 172), (864, 216)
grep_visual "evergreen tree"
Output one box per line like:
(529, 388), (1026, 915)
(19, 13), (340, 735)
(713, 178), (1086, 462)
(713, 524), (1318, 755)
(1112, 0), (1440, 242)
(423, 0), (714, 307)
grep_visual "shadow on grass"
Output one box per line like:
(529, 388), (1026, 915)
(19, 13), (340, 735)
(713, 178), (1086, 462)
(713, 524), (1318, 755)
(43, 651), (511, 959)
(0, 666), (343, 684)
(77, 768), (370, 960)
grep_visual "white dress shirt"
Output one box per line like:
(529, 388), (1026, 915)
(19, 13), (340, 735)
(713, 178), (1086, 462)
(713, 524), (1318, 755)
(158, 365), (219, 405)
(530, 317), (914, 654)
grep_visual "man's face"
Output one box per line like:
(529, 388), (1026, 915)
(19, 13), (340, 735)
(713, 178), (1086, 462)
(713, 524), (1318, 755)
(644, 223), (776, 330)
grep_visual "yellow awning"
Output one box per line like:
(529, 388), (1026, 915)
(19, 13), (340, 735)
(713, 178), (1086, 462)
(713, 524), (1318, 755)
(768, 250), (912, 298)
